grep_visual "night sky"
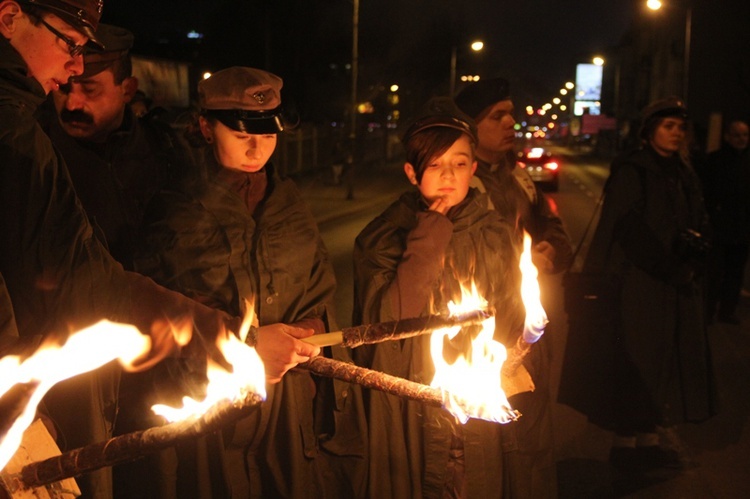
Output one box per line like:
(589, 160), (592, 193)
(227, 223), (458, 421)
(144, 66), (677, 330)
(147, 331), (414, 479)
(102, 0), (634, 120)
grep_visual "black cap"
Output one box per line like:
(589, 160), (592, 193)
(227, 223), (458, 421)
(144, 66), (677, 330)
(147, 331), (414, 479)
(22, 0), (104, 49)
(401, 96), (478, 145)
(454, 77), (511, 119)
(77, 23), (133, 78)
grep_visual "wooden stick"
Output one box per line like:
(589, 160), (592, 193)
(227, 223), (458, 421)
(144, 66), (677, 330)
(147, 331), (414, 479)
(303, 309), (490, 348)
(12, 391), (264, 490)
(300, 356), (445, 405)
(299, 356), (520, 422)
(501, 335), (533, 378)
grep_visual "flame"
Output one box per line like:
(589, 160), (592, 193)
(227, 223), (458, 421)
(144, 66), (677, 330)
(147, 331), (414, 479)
(520, 232), (548, 343)
(152, 316), (266, 423)
(429, 283), (516, 424)
(0, 321), (152, 471)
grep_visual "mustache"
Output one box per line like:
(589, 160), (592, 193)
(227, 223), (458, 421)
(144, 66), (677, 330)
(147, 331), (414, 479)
(59, 109), (94, 125)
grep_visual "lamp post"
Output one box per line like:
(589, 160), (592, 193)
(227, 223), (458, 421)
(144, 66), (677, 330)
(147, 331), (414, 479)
(450, 40), (484, 96)
(646, 0), (692, 104)
(347, 0), (359, 201)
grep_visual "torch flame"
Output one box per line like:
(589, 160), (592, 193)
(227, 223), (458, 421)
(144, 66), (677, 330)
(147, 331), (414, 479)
(0, 321), (152, 471)
(429, 283), (517, 424)
(520, 232), (548, 343)
(151, 332), (266, 422)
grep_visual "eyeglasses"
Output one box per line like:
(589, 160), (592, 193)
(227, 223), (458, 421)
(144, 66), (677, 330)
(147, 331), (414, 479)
(39, 19), (86, 57)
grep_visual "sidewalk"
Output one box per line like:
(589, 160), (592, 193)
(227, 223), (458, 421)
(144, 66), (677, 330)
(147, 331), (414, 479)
(293, 159), (406, 226)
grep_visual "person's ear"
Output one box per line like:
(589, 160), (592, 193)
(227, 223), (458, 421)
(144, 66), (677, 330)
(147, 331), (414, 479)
(198, 116), (214, 144)
(404, 163), (418, 185)
(470, 160), (477, 176)
(121, 76), (138, 102)
(0, 1), (23, 40)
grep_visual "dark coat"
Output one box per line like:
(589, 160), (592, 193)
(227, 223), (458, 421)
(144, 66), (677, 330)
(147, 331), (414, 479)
(0, 37), (236, 499)
(474, 155), (573, 274)
(700, 144), (750, 244)
(41, 104), (193, 269)
(0, 272), (18, 356)
(563, 146), (716, 428)
(472, 154), (562, 498)
(352, 188), (524, 499)
(135, 156), (365, 498)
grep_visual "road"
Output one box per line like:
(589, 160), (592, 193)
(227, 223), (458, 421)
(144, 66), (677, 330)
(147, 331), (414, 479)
(304, 148), (750, 498)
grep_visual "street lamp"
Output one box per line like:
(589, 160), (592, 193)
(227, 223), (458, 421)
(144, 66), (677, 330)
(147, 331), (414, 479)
(646, 0), (692, 103)
(450, 40), (484, 96)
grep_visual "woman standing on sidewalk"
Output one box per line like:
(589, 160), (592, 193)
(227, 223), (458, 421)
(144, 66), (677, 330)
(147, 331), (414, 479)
(564, 96), (716, 472)
(134, 67), (365, 498)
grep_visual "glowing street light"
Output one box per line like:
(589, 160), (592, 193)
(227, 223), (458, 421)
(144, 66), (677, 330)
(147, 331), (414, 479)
(450, 40), (484, 95)
(470, 41), (484, 52)
(592, 56), (605, 66)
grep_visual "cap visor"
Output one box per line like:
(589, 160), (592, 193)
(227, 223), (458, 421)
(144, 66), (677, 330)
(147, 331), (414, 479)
(216, 115), (284, 134)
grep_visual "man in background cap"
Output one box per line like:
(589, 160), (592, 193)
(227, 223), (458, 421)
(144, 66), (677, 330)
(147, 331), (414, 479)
(41, 22), (194, 270)
(0, 4), (244, 498)
(455, 77), (573, 274)
(456, 77), (572, 498)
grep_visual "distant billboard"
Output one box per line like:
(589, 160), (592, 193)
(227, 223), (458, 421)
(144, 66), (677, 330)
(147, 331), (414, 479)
(574, 100), (601, 116)
(575, 63), (602, 102)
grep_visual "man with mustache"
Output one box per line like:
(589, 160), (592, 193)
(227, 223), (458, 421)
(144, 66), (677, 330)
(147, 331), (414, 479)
(0, 4), (286, 497)
(41, 22), (194, 270)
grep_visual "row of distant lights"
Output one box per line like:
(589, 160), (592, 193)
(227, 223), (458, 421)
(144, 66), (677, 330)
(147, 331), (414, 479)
(526, 51), (612, 120)
(526, 81), (574, 117)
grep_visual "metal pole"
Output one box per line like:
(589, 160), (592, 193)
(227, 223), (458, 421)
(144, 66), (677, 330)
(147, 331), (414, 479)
(350, 0), (359, 138)
(449, 45), (457, 96)
(614, 59), (621, 150)
(347, 0), (359, 200)
(682, 6), (692, 105)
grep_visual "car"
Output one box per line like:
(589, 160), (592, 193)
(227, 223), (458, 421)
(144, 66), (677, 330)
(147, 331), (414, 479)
(516, 147), (560, 191)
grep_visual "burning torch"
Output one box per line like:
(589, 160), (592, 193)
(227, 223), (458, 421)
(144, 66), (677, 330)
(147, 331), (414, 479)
(501, 232), (549, 397)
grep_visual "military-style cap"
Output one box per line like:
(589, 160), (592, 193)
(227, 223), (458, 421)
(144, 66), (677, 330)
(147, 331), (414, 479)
(640, 96), (687, 123)
(454, 77), (511, 120)
(639, 96), (687, 139)
(199, 67), (284, 134)
(22, 0), (104, 49)
(77, 23), (133, 78)
(401, 96), (478, 145)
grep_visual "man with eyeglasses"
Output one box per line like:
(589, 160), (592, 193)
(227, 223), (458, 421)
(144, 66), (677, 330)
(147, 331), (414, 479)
(0, 2), (255, 497)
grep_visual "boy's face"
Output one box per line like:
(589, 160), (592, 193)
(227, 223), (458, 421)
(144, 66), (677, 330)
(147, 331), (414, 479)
(9, 12), (86, 94)
(406, 134), (477, 209)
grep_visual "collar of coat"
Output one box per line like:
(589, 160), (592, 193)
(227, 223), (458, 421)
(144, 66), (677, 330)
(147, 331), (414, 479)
(0, 37), (47, 110)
